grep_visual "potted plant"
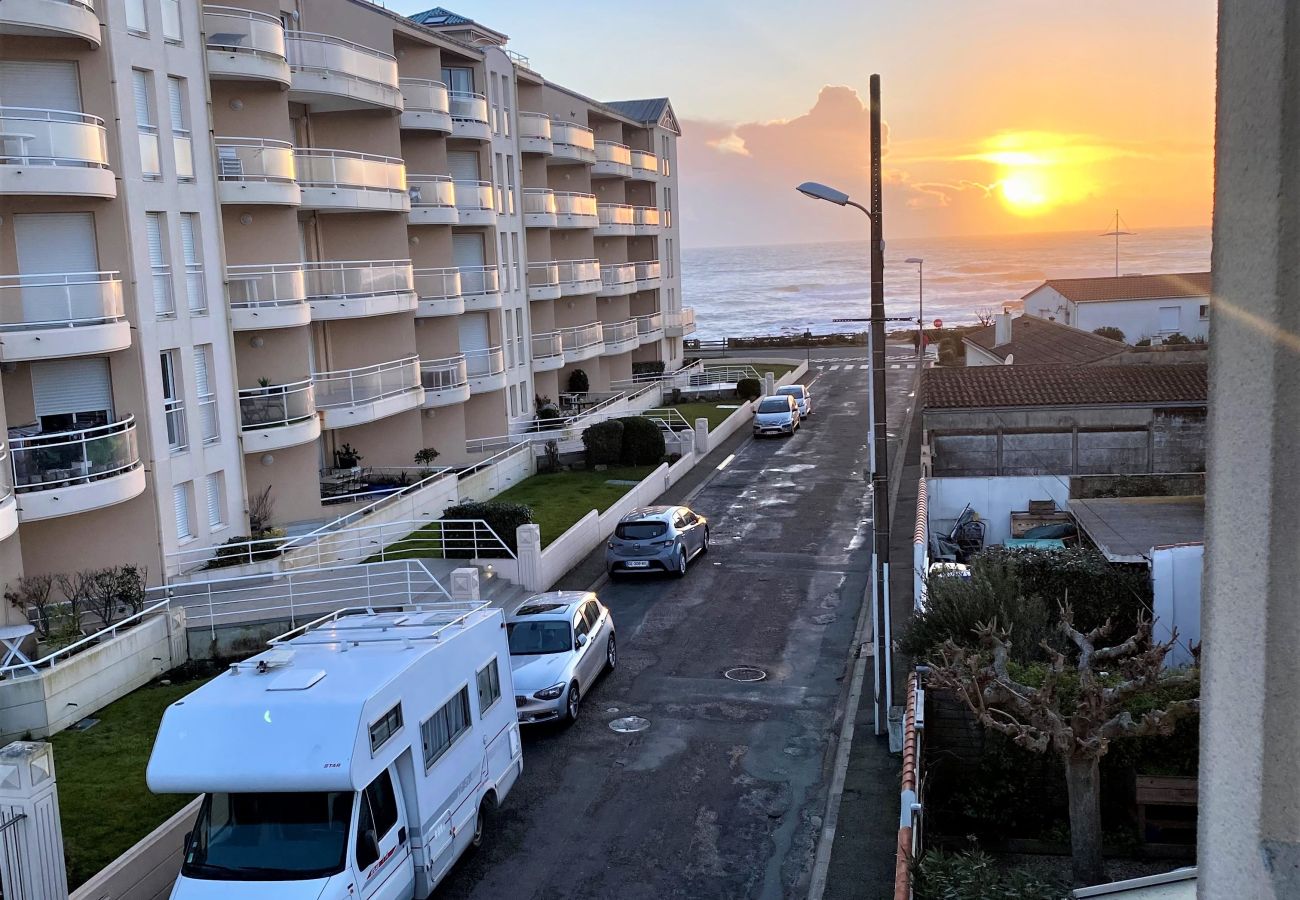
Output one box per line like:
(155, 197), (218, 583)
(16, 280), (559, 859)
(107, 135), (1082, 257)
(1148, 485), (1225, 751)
(414, 447), (440, 474)
(334, 442), (364, 472)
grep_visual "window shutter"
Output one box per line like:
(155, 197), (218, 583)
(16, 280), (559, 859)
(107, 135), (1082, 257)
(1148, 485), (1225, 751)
(13, 213), (97, 275)
(452, 233), (485, 268)
(0, 61), (81, 112)
(193, 344), (211, 395)
(167, 77), (185, 131)
(132, 70), (153, 126)
(457, 312), (490, 353)
(145, 213), (164, 266)
(179, 214), (198, 265)
(31, 358), (113, 418)
(205, 473), (222, 528)
(447, 150), (480, 183)
(173, 483), (192, 539)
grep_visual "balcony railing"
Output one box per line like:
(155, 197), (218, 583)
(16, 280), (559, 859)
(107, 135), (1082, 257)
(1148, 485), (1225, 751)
(595, 141), (631, 166)
(453, 180), (494, 212)
(204, 6), (287, 64)
(630, 149), (658, 176)
(9, 417), (141, 493)
(3, 0), (100, 44)
(523, 188), (557, 216)
(413, 267), (461, 300)
(226, 263), (307, 309)
(532, 330), (563, 360)
(597, 203), (634, 228)
(560, 322), (604, 353)
(420, 355), (468, 391)
(239, 379), (316, 431)
(286, 32), (399, 93)
(303, 259), (414, 301)
(666, 307), (696, 335)
(635, 260), (662, 284)
(407, 174), (455, 208)
(315, 356), (421, 409)
(0, 270), (124, 331)
(448, 90), (489, 124)
(463, 346), (505, 378)
(0, 107), (110, 172)
(600, 263), (637, 292)
(633, 206), (661, 229)
(552, 121), (596, 160)
(399, 79), (449, 116)
(636, 312), (664, 336)
(603, 319), (638, 347)
(295, 148), (406, 194)
(215, 136), (295, 183)
(459, 265), (500, 296)
(554, 191), (597, 218)
(557, 259), (601, 292)
(528, 262), (560, 290)
(164, 398), (188, 451)
(0, 442), (9, 506)
(519, 112), (552, 142)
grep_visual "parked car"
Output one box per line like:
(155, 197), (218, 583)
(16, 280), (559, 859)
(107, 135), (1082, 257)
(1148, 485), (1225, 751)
(776, 384), (813, 418)
(606, 505), (709, 578)
(752, 394), (801, 436)
(507, 591), (615, 725)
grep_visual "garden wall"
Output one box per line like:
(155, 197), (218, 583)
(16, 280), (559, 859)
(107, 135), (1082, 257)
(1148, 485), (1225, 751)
(69, 796), (200, 900)
(926, 475), (1071, 545)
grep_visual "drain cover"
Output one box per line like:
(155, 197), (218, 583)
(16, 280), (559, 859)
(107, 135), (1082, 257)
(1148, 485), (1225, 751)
(724, 666), (767, 683)
(609, 716), (651, 733)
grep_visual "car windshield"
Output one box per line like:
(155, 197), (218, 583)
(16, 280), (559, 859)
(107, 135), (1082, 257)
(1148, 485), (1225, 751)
(182, 791), (353, 881)
(616, 521), (668, 540)
(757, 398), (791, 414)
(508, 620), (573, 655)
(778, 386), (806, 399)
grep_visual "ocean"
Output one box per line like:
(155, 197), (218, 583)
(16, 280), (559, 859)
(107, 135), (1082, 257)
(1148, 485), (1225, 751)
(681, 226), (1211, 339)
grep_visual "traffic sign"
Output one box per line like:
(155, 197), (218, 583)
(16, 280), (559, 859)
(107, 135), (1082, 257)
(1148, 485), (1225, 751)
(933, 318), (943, 328)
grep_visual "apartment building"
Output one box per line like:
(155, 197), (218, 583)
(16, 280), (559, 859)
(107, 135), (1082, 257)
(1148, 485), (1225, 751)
(0, 1), (688, 603)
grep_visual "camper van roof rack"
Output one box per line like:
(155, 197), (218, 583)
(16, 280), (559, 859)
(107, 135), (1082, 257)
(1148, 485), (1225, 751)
(269, 600), (493, 647)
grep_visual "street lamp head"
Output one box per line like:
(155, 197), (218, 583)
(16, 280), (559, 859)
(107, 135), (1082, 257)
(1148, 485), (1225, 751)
(796, 181), (851, 206)
(905, 257), (924, 264)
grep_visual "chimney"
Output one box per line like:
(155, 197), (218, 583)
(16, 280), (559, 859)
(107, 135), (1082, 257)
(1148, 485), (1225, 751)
(994, 311), (1013, 347)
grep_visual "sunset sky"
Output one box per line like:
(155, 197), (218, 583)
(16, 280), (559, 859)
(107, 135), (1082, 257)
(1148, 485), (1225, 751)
(402, 2), (1218, 246)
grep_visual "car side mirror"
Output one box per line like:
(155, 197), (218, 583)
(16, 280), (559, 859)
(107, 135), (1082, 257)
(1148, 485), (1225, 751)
(576, 633), (588, 648)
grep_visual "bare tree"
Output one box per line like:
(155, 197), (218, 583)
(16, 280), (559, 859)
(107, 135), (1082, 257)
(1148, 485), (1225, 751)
(54, 571), (94, 642)
(3, 574), (55, 638)
(248, 486), (274, 535)
(927, 604), (1199, 885)
(975, 306), (996, 327)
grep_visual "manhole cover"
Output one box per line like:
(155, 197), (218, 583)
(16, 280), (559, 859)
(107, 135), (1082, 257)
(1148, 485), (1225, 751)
(609, 716), (651, 733)
(724, 666), (767, 683)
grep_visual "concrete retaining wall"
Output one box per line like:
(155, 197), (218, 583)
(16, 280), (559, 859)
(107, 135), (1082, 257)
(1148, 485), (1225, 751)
(926, 475), (1071, 546)
(70, 796), (199, 900)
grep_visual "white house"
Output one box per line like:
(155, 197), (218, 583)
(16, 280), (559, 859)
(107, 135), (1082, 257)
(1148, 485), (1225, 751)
(1020, 272), (1211, 343)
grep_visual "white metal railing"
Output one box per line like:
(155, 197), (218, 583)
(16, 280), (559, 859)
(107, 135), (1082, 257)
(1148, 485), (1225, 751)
(226, 263), (306, 309)
(453, 179), (494, 211)
(286, 31), (399, 91)
(407, 174), (455, 208)
(560, 321), (604, 352)
(528, 262), (560, 290)
(603, 319), (638, 346)
(413, 267), (461, 300)
(463, 346), (505, 378)
(303, 259), (414, 301)
(420, 355), (468, 392)
(152, 263), (175, 317)
(0, 271), (123, 332)
(459, 265), (499, 296)
(610, 358), (704, 390)
(204, 5), (286, 61)
(398, 78), (449, 114)
(448, 90), (488, 124)
(0, 108), (110, 170)
(667, 308), (696, 331)
(595, 140), (631, 166)
(9, 416), (140, 493)
(597, 203), (635, 226)
(504, 48), (531, 70)
(139, 124), (161, 178)
(640, 407), (692, 431)
(600, 263), (637, 291)
(164, 398), (188, 451)
(630, 149), (658, 174)
(554, 191), (597, 217)
(198, 392), (219, 444)
(294, 147), (406, 192)
(633, 206), (660, 228)
(636, 312), (664, 336)
(214, 136), (295, 182)
(0, 593), (174, 679)
(519, 111), (551, 141)
(0, 443), (9, 505)
(532, 330), (562, 360)
(239, 379), (315, 431)
(314, 355), (421, 409)
(557, 259), (601, 290)
(523, 188), (557, 215)
(552, 121), (595, 152)
(635, 260), (662, 283)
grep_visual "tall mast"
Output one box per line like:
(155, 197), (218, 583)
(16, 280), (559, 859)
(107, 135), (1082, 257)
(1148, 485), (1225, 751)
(1100, 209), (1135, 277)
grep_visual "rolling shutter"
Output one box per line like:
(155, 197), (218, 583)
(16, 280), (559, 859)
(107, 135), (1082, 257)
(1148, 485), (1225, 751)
(31, 358), (113, 419)
(173, 483), (193, 540)
(193, 345), (211, 396)
(179, 214), (198, 266)
(447, 150), (480, 182)
(167, 77), (185, 131)
(0, 61), (80, 112)
(132, 70), (153, 126)
(458, 312), (489, 353)
(145, 213), (165, 267)
(452, 233), (485, 268)
(205, 473), (223, 528)
(14, 213), (96, 275)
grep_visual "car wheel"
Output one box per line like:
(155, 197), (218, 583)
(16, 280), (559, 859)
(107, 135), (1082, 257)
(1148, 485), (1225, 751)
(606, 634), (617, 671)
(564, 681), (581, 724)
(674, 546), (688, 578)
(701, 527), (711, 554)
(607, 567), (621, 582)
(471, 794), (494, 850)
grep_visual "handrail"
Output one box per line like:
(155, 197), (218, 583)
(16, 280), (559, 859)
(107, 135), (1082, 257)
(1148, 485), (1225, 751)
(204, 5), (286, 60)
(420, 354), (468, 390)
(9, 416), (140, 492)
(528, 262), (561, 286)
(238, 379), (315, 430)
(294, 147), (406, 191)
(0, 107), (110, 169)
(225, 263), (306, 308)
(523, 188), (557, 214)
(313, 355), (420, 408)
(302, 259), (414, 299)
(204, 4), (279, 25)
(214, 136), (295, 182)
(463, 346), (506, 377)
(556, 258), (601, 285)
(601, 263), (637, 287)
(0, 106), (104, 126)
(635, 260), (662, 281)
(458, 265), (499, 295)
(630, 149), (658, 171)
(532, 330), (563, 357)
(519, 112), (551, 138)
(597, 203), (635, 225)
(635, 312), (664, 334)
(559, 321), (604, 350)
(452, 180), (494, 210)
(594, 140), (632, 164)
(447, 90), (489, 123)
(413, 267), (461, 299)
(286, 30), (395, 62)
(407, 174), (455, 208)
(0, 271), (124, 330)
(0, 594), (173, 678)
(398, 78), (449, 112)
(603, 319), (638, 343)
(554, 192), (597, 217)
(633, 206), (661, 226)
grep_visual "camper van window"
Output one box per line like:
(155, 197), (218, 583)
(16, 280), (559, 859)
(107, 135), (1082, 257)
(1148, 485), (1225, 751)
(368, 703), (403, 755)
(421, 686), (472, 770)
(364, 770), (399, 840)
(182, 791), (353, 881)
(355, 788), (378, 871)
(477, 658), (502, 713)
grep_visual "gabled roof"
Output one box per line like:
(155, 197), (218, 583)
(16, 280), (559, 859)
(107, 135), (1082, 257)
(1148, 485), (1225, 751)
(1024, 272), (1212, 303)
(605, 98), (680, 134)
(409, 6), (473, 26)
(923, 363), (1208, 410)
(963, 315), (1131, 366)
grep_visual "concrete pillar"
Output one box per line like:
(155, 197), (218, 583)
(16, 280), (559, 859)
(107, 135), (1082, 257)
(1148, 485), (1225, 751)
(678, 427), (695, 458)
(515, 524), (542, 592)
(449, 567), (480, 603)
(0, 741), (68, 899)
(694, 418), (710, 455)
(763, 372), (775, 395)
(1201, 5), (1300, 897)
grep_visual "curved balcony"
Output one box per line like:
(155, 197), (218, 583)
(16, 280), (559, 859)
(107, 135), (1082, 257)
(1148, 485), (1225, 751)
(557, 259), (601, 296)
(598, 263), (637, 297)
(226, 263), (310, 330)
(593, 141), (631, 178)
(635, 260), (662, 290)
(630, 149), (659, 180)
(215, 137), (299, 205)
(295, 148), (408, 212)
(602, 319), (639, 356)
(314, 355), (423, 428)
(560, 322), (604, 364)
(459, 265), (501, 311)
(239, 379), (320, 452)
(420, 355), (470, 407)
(636, 312), (665, 345)
(304, 259), (416, 320)
(0, 271), (130, 361)
(0, 444), (15, 544)
(1, 0), (99, 45)
(448, 91), (490, 141)
(531, 331), (563, 372)
(286, 32), (401, 112)
(407, 174), (457, 225)
(10, 417), (145, 522)
(463, 346), (506, 394)
(665, 307), (696, 337)
(522, 188), (557, 228)
(519, 112), (552, 155)
(527, 262), (561, 301)
(0, 108), (115, 198)
(413, 267), (463, 317)
(554, 192), (598, 229)
(204, 6), (289, 86)
(399, 79), (451, 132)
(550, 122), (595, 164)
(453, 180), (496, 226)
(595, 203), (635, 237)
(633, 206), (661, 236)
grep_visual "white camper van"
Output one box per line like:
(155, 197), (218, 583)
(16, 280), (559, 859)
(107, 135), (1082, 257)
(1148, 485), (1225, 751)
(147, 602), (523, 899)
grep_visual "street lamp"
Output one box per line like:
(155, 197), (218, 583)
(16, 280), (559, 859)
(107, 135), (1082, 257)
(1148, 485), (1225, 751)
(905, 257), (924, 357)
(796, 181), (874, 219)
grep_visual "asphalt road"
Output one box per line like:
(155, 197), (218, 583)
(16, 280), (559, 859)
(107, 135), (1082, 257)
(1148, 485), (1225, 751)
(435, 346), (920, 900)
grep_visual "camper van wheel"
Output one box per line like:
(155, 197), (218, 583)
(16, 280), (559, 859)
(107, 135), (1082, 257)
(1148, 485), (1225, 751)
(565, 681), (581, 723)
(471, 794), (495, 850)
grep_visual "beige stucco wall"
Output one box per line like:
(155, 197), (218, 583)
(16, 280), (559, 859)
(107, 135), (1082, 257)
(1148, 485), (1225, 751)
(244, 439), (322, 527)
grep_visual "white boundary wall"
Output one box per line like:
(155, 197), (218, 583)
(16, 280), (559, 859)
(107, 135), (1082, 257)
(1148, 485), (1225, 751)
(1151, 543), (1203, 667)
(70, 796), (201, 900)
(926, 475), (1071, 546)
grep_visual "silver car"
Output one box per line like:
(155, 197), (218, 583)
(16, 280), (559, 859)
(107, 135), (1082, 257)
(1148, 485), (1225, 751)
(606, 505), (709, 578)
(776, 384), (813, 418)
(507, 591), (615, 725)
(752, 394), (801, 436)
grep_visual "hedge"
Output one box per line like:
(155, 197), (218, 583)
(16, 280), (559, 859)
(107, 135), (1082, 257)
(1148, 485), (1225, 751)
(441, 501), (533, 557)
(632, 360), (666, 377)
(736, 377), (762, 401)
(582, 419), (624, 468)
(617, 416), (667, 465)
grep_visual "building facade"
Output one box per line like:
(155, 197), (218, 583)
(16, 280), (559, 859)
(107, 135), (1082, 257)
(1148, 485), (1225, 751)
(0, 1), (689, 606)
(1020, 272), (1211, 343)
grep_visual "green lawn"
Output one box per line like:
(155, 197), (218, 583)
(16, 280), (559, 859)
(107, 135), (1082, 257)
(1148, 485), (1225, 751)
(53, 677), (209, 888)
(671, 402), (747, 430)
(749, 362), (798, 380)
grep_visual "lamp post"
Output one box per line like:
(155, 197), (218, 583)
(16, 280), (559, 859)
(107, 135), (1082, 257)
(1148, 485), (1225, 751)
(905, 257), (924, 357)
(794, 74), (893, 735)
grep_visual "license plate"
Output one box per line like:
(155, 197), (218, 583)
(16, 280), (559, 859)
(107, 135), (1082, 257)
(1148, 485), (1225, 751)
(626, 560), (650, 568)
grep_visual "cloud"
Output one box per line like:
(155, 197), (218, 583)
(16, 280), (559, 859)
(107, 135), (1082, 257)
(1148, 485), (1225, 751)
(906, 181), (995, 209)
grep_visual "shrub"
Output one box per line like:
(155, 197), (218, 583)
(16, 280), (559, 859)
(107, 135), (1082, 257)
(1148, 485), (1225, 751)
(538, 440), (561, 474)
(1135, 337), (1152, 347)
(582, 419), (624, 468)
(206, 530), (287, 569)
(414, 447), (440, 466)
(736, 377), (762, 401)
(334, 442), (363, 468)
(1093, 326), (1126, 342)
(441, 501), (533, 557)
(1163, 332), (1192, 345)
(567, 368), (589, 394)
(617, 416), (666, 465)
(632, 360), (666, 377)
(913, 850), (1062, 900)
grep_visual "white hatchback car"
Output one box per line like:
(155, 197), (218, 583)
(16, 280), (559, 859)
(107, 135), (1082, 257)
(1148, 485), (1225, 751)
(507, 591), (615, 725)
(776, 384), (813, 418)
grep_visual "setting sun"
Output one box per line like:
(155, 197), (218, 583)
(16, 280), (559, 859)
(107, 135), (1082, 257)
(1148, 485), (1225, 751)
(999, 171), (1051, 214)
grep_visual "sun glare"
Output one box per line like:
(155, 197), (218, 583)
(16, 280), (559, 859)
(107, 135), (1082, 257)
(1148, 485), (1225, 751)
(1000, 170), (1051, 215)
(967, 133), (1102, 217)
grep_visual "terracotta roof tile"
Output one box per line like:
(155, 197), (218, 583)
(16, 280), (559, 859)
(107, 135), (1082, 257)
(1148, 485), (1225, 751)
(923, 363), (1208, 410)
(1023, 271), (1211, 303)
(964, 315), (1130, 365)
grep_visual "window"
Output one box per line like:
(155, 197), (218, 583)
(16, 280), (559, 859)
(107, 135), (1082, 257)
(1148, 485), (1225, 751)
(476, 658), (501, 713)
(666, 238), (675, 278)
(661, 135), (671, 176)
(500, 77), (511, 137)
(194, 343), (218, 443)
(1200, 304), (1210, 320)
(179, 213), (206, 313)
(441, 66), (473, 94)
(510, 233), (521, 290)
(663, 187), (673, 228)
(573, 609), (590, 640)
(161, 0), (181, 42)
(494, 152), (505, 213)
(504, 312), (514, 368)
(506, 156), (516, 215)
(354, 773), (399, 871)
(489, 72), (498, 133)
(581, 602), (600, 632)
(146, 212), (174, 317)
(514, 307), (524, 360)
(508, 383), (517, 417)
(174, 482), (194, 540)
(183, 792), (352, 881)
(133, 70), (161, 179)
(31, 358), (112, 432)
(368, 703), (403, 755)
(420, 687), (471, 769)
(205, 472), (225, 529)
(499, 232), (510, 297)
(168, 77), (194, 180)
(125, 0), (147, 33)
(161, 350), (186, 451)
